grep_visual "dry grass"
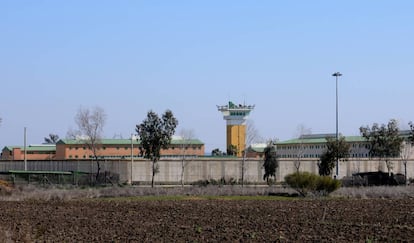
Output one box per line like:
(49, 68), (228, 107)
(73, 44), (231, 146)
(332, 185), (414, 199)
(1, 184), (414, 201)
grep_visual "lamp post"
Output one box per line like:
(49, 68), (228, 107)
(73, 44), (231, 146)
(332, 72), (342, 178)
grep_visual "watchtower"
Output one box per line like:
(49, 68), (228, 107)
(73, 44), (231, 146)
(217, 101), (254, 157)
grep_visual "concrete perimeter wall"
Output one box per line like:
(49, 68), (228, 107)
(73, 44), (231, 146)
(0, 158), (413, 184)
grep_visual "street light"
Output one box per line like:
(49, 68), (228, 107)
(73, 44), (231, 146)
(332, 72), (342, 178)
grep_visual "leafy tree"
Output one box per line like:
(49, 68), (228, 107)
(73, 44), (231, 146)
(211, 148), (224, 156)
(136, 110), (178, 188)
(360, 119), (403, 173)
(318, 136), (350, 176)
(263, 142), (278, 184)
(44, 133), (60, 144)
(227, 144), (238, 156)
(409, 121), (414, 144)
(69, 106), (106, 182)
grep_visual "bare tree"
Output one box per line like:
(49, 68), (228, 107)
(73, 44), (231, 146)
(179, 129), (195, 187)
(294, 124), (311, 172)
(241, 120), (262, 187)
(71, 106), (107, 182)
(401, 141), (412, 185)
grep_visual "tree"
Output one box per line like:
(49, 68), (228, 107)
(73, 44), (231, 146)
(263, 141), (278, 184)
(318, 136), (350, 176)
(294, 124), (312, 172)
(70, 106), (106, 182)
(136, 110), (178, 188)
(360, 119), (403, 173)
(409, 121), (414, 144)
(227, 144), (238, 156)
(179, 129), (195, 187)
(44, 133), (60, 144)
(211, 148), (224, 156)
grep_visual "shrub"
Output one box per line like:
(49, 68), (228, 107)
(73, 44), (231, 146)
(316, 175), (341, 196)
(284, 172), (341, 197)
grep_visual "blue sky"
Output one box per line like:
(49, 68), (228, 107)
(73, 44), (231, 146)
(1, 1), (413, 153)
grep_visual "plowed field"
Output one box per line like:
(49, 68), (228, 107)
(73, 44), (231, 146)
(0, 198), (413, 242)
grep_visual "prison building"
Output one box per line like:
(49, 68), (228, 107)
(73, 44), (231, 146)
(1, 144), (56, 160)
(55, 138), (205, 160)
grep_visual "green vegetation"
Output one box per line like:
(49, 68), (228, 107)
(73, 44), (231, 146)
(227, 144), (238, 156)
(263, 142), (278, 183)
(284, 172), (341, 197)
(136, 110), (178, 187)
(360, 119), (403, 173)
(318, 136), (350, 176)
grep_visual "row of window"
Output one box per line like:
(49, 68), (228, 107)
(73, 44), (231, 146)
(351, 154), (369, 158)
(352, 144), (371, 149)
(279, 154), (321, 158)
(279, 143), (371, 151)
(279, 145), (326, 150)
(26, 151), (54, 154)
(67, 154), (200, 159)
(68, 146), (203, 151)
(279, 153), (371, 159)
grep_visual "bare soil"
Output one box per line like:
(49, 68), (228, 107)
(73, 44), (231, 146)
(0, 197), (413, 242)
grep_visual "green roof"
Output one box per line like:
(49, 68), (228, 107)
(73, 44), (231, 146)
(57, 138), (204, 145)
(249, 147), (265, 153)
(277, 135), (366, 145)
(3, 145), (56, 152)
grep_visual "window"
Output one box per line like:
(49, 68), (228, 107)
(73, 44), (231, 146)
(69, 155), (73, 159)
(75, 155), (78, 158)
(116, 147), (120, 150)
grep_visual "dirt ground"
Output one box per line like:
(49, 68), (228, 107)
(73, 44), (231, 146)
(0, 198), (413, 242)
